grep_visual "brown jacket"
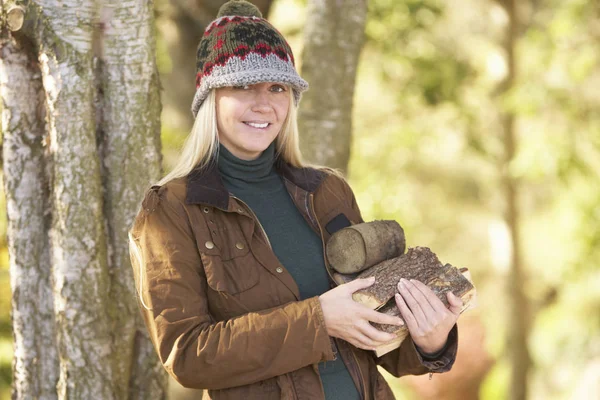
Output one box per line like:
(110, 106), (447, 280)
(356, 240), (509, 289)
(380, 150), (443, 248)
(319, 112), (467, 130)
(129, 159), (458, 400)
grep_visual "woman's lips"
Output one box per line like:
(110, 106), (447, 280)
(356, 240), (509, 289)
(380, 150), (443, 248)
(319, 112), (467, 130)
(244, 121), (271, 129)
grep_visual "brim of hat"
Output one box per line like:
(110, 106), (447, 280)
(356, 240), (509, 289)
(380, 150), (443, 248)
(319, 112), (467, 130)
(191, 71), (309, 117)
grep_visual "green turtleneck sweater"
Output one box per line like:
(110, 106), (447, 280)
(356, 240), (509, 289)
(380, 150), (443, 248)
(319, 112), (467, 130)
(217, 143), (361, 400)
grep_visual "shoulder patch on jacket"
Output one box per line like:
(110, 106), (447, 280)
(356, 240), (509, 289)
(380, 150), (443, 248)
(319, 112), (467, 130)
(325, 213), (352, 235)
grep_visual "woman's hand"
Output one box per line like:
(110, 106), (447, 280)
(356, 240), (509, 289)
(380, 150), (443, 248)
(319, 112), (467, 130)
(395, 278), (462, 354)
(319, 277), (405, 351)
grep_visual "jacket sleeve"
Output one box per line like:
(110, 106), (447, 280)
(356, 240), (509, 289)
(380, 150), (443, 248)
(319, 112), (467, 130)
(129, 186), (335, 390)
(340, 177), (459, 377)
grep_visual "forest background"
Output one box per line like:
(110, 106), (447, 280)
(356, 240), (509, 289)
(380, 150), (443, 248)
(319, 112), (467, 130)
(0, 0), (599, 399)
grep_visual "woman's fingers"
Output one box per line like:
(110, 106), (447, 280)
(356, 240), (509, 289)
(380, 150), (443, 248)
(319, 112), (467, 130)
(409, 279), (448, 314)
(397, 279), (429, 324)
(348, 330), (381, 350)
(356, 320), (398, 344)
(361, 307), (404, 326)
(394, 293), (419, 333)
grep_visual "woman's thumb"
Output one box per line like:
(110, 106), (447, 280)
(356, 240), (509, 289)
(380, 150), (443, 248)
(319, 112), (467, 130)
(447, 292), (463, 315)
(346, 277), (376, 293)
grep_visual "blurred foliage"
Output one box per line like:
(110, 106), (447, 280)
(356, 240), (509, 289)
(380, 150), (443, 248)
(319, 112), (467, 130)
(1, 0), (599, 398)
(347, 0), (600, 398)
(366, 0), (474, 106)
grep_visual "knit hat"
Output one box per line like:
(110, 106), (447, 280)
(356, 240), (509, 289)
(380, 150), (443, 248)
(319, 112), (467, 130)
(191, 0), (309, 117)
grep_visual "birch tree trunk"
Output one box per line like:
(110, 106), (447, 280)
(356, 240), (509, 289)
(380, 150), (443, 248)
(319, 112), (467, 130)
(0, 0), (166, 398)
(0, 31), (59, 400)
(298, 0), (367, 173)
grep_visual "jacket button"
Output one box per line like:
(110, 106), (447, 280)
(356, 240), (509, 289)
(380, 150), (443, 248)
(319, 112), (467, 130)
(203, 207), (210, 213)
(205, 241), (215, 249)
(235, 242), (245, 250)
(237, 208), (244, 214)
(276, 267), (283, 273)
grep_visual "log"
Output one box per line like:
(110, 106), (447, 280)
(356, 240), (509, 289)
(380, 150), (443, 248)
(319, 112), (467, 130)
(352, 247), (473, 309)
(371, 267), (477, 357)
(326, 220), (405, 274)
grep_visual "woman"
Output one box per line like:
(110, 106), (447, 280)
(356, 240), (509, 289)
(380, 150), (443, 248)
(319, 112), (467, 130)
(129, 1), (462, 399)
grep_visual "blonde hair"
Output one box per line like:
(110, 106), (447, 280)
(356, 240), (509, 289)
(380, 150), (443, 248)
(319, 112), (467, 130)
(130, 87), (345, 310)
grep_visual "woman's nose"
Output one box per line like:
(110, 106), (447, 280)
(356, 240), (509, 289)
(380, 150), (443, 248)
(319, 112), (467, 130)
(251, 90), (272, 112)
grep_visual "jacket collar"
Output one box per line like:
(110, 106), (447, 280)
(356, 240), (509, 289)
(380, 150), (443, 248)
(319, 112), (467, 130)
(185, 156), (327, 210)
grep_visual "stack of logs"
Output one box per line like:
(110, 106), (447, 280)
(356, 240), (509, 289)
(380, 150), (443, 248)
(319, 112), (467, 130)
(326, 220), (477, 356)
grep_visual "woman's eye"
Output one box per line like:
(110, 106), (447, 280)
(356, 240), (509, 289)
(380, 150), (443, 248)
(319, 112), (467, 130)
(270, 85), (286, 93)
(233, 85), (250, 90)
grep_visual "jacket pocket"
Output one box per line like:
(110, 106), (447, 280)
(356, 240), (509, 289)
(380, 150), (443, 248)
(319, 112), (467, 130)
(194, 209), (260, 295)
(200, 251), (259, 294)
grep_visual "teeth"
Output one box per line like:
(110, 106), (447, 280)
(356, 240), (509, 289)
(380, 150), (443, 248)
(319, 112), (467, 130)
(246, 122), (269, 128)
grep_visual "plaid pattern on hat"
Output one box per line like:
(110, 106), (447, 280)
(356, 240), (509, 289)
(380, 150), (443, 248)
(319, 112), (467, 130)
(191, 0), (308, 117)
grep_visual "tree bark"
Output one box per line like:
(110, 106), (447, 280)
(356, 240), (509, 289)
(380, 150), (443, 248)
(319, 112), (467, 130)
(298, 0), (367, 173)
(352, 247), (475, 310)
(0, 32), (59, 400)
(38, 1), (116, 395)
(99, 0), (166, 398)
(1, 0), (165, 397)
(371, 267), (475, 358)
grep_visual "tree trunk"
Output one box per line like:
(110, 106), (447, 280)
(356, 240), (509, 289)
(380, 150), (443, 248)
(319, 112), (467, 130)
(99, 0), (166, 398)
(0, 32), (59, 400)
(298, 0), (367, 173)
(495, 1), (531, 398)
(0, 0), (165, 397)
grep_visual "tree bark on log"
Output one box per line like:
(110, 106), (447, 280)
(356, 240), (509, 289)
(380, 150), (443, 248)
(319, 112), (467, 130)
(371, 266), (476, 357)
(352, 247), (474, 310)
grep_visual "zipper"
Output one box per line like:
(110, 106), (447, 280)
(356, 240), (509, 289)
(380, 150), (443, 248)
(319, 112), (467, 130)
(304, 192), (320, 232)
(308, 193), (336, 285)
(307, 193), (366, 400)
(349, 346), (367, 400)
(230, 195), (272, 250)
(335, 338), (366, 400)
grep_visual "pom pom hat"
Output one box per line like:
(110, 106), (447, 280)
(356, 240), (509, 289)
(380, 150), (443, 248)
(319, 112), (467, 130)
(191, 0), (309, 117)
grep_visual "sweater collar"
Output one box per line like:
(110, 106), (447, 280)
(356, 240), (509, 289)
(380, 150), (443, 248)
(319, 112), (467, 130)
(217, 142), (275, 184)
(185, 145), (327, 209)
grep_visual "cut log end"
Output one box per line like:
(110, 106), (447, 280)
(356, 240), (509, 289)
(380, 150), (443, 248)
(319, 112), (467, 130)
(326, 220), (405, 274)
(326, 229), (366, 274)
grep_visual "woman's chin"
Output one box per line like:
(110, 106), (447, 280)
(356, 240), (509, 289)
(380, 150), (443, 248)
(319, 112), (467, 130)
(230, 141), (273, 160)
(242, 137), (276, 152)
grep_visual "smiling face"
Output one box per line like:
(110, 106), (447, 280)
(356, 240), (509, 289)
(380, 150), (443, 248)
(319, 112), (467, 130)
(215, 82), (290, 160)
